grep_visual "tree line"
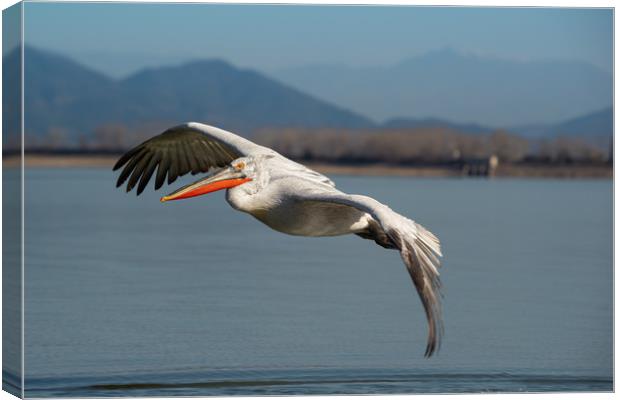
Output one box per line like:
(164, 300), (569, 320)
(22, 123), (610, 165)
(254, 127), (609, 164)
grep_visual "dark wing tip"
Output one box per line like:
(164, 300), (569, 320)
(113, 145), (143, 171)
(112, 157), (126, 171)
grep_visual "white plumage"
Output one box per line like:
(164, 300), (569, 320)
(114, 122), (444, 357)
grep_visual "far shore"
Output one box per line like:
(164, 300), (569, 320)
(2, 154), (613, 179)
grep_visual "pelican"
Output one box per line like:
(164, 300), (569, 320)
(113, 122), (443, 357)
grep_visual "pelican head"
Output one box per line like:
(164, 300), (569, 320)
(160, 157), (254, 202)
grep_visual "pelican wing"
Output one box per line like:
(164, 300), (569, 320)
(113, 122), (274, 195)
(298, 189), (443, 357)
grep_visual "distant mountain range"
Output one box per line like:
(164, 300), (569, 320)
(275, 48), (612, 127)
(4, 46), (372, 144)
(382, 117), (495, 135)
(511, 107), (613, 149)
(2, 46), (613, 149)
(513, 107), (613, 138)
(387, 107), (613, 143)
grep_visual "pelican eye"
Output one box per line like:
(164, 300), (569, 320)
(235, 162), (245, 170)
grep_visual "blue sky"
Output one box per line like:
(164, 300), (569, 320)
(21, 3), (613, 78)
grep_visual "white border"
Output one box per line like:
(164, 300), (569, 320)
(20, 1), (24, 397)
(0, 1), (615, 400)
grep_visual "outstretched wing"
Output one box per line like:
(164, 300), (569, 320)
(297, 189), (443, 357)
(113, 122), (274, 195)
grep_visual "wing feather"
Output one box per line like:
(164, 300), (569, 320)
(113, 145), (143, 172)
(194, 142), (212, 170)
(155, 151), (170, 190)
(176, 143), (190, 177)
(209, 142), (226, 165)
(113, 123), (273, 194)
(184, 142), (200, 175)
(126, 152), (153, 193)
(167, 149), (180, 185)
(137, 152), (161, 195)
(116, 148), (146, 188)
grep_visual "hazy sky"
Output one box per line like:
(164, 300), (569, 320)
(21, 3), (613, 78)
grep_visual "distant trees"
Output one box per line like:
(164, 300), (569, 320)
(22, 122), (609, 165)
(23, 127), (71, 150)
(487, 130), (529, 162)
(83, 122), (168, 150)
(90, 124), (129, 150)
(255, 127), (556, 164)
(535, 136), (607, 163)
(29, 121), (175, 151)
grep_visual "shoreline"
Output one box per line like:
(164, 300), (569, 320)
(3, 154), (613, 179)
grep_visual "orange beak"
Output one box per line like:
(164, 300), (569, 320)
(160, 167), (251, 202)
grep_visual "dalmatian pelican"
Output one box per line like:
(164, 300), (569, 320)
(113, 122), (443, 357)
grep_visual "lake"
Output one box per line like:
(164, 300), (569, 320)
(14, 168), (613, 396)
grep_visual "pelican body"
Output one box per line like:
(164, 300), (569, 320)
(114, 122), (444, 357)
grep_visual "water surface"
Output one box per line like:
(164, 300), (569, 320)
(21, 169), (613, 396)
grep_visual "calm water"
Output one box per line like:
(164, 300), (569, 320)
(17, 168), (612, 396)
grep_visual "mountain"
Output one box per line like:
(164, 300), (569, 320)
(512, 107), (613, 150)
(513, 107), (612, 136)
(382, 117), (495, 135)
(18, 46), (124, 138)
(385, 108), (613, 150)
(274, 48), (613, 127)
(6, 46), (373, 145)
(547, 107), (612, 138)
(4, 46), (613, 151)
(119, 59), (373, 133)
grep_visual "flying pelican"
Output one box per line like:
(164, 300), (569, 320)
(113, 122), (443, 357)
